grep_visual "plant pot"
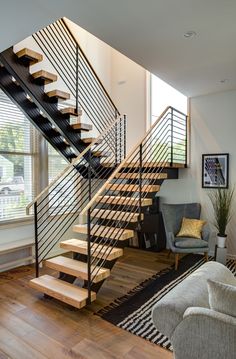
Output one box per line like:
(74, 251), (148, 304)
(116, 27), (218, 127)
(217, 235), (227, 248)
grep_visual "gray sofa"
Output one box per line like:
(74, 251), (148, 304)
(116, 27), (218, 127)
(152, 261), (236, 359)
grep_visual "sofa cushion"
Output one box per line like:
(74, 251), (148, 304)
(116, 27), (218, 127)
(208, 279), (236, 318)
(175, 237), (208, 248)
(152, 261), (236, 340)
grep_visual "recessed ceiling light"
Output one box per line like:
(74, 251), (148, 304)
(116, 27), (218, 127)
(183, 31), (197, 38)
(220, 79), (228, 83)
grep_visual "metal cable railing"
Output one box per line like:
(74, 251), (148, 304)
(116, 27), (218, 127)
(32, 18), (120, 144)
(79, 106), (188, 302)
(27, 115), (126, 276)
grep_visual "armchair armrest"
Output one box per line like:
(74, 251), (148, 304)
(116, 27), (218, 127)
(165, 231), (175, 250)
(172, 307), (236, 359)
(201, 224), (210, 242)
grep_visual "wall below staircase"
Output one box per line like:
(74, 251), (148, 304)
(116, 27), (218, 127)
(159, 89), (236, 258)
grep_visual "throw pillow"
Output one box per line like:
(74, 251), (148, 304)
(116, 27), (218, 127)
(207, 279), (236, 317)
(176, 217), (206, 239)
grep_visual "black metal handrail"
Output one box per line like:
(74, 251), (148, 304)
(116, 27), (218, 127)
(27, 115), (126, 276)
(80, 106), (188, 302)
(33, 18), (120, 140)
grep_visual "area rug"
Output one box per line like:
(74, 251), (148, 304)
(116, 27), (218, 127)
(97, 254), (236, 351)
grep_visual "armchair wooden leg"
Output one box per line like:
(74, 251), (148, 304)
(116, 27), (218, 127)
(167, 249), (172, 258)
(204, 252), (208, 262)
(175, 254), (179, 270)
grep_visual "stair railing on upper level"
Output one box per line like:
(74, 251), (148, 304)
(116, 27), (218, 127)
(27, 115), (126, 276)
(79, 106), (188, 303)
(33, 17), (120, 138)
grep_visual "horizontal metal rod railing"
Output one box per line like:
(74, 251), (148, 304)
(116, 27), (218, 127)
(83, 106), (188, 300)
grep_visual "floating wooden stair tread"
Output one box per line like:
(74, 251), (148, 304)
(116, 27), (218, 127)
(73, 224), (134, 241)
(82, 137), (102, 144)
(61, 107), (82, 117)
(91, 208), (143, 223)
(117, 172), (168, 180)
(71, 123), (93, 132)
(119, 161), (186, 169)
(92, 151), (110, 158)
(29, 275), (96, 309)
(31, 70), (57, 84)
(45, 256), (110, 283)
(60, 239), (123, 261)
(46, 90), (70, 100)
(97, 195), (152, 207)
(106, 183), (160, 193)
(15, 48), (43, 65)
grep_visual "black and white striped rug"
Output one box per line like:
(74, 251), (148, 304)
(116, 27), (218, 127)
(97, 254), (236, 351)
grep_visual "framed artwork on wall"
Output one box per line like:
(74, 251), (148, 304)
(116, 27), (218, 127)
(202, 153), (229, 188)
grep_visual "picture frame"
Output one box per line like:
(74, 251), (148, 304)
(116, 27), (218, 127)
(202, 153), (229, 188)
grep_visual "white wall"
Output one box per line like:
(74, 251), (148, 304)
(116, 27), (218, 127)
(111, 51), (147, 152)
(159, 89), (236, 257)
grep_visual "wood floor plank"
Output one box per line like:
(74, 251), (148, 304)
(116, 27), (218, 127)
(0, 248), (174, 359)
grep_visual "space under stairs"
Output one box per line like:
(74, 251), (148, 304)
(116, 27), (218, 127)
(27, 105), (188, 309)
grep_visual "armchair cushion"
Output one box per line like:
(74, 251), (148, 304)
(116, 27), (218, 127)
(207, 279), (236, 318)
(175, 237), (208, 248)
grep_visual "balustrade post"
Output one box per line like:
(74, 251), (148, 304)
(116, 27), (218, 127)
(34, 202), (39, 277)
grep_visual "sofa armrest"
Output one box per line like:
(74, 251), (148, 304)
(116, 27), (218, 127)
(172, 307), (236, 359)
(166, 231), (175, 250)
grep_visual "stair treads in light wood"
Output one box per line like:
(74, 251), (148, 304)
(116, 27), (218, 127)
(46, 90), (70, 100)
(119, 161), (186, 169)
(91, 209), (143, 223)
(73, 224), (134, 241)
(60, 239), (123, 261)
(31, 70), (57, 84)
(29, 275), (96, 309)
(116, 172), (168, 180)
(106, 183), (160, 193)
(45, 256), (110, 283)
(96, 195), (152, 207)
(82, 137), (102, 144)
(60, 107), (82, 116)
(15, 48), (43, 65)
(71, 123), (93, 131)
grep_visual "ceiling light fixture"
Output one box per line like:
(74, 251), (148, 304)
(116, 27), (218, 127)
(183, 31), (197, 39)
(220, 79), (228, 84)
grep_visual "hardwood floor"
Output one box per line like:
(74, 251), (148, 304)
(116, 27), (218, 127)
(0, 248), (174, 359)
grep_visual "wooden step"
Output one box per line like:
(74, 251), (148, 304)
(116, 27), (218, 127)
(91, 208), (143, 223)
(106, 183), (160, 193)
(71, 123), (93, 132)
(15, 48), (43, 65)
(96, 195), (152, 207)
(31, 70), (57, 84)
(120, 161), (186, 169)
(46, 90), (70, 101)
(45, 256), (110, 283)
(116, 172), (168, 180)
(29, 275), (96, 309)
(82, 137), (102, 144)
(73, 224), (134, 241)
(60, 239), (123, 261)
(61, 107), (82, 117)
(92, 151), (111, 158)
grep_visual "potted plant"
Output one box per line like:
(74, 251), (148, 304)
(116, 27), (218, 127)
(208, 187), (234, 248)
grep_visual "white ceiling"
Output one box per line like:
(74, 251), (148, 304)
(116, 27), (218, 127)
(1, 0), (236, 97)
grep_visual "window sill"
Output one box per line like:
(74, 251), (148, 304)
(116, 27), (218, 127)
(0, 216), (33, 229)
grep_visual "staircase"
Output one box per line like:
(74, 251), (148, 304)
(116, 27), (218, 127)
(0, 18), (188, 309)
(27, 105), (188, 309)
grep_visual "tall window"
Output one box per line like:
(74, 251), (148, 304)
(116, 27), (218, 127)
(151, 74), (187, 123)
(0, 90), (36, 221)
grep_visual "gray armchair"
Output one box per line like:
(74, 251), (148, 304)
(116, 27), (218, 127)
(161, 203), (209, 269)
